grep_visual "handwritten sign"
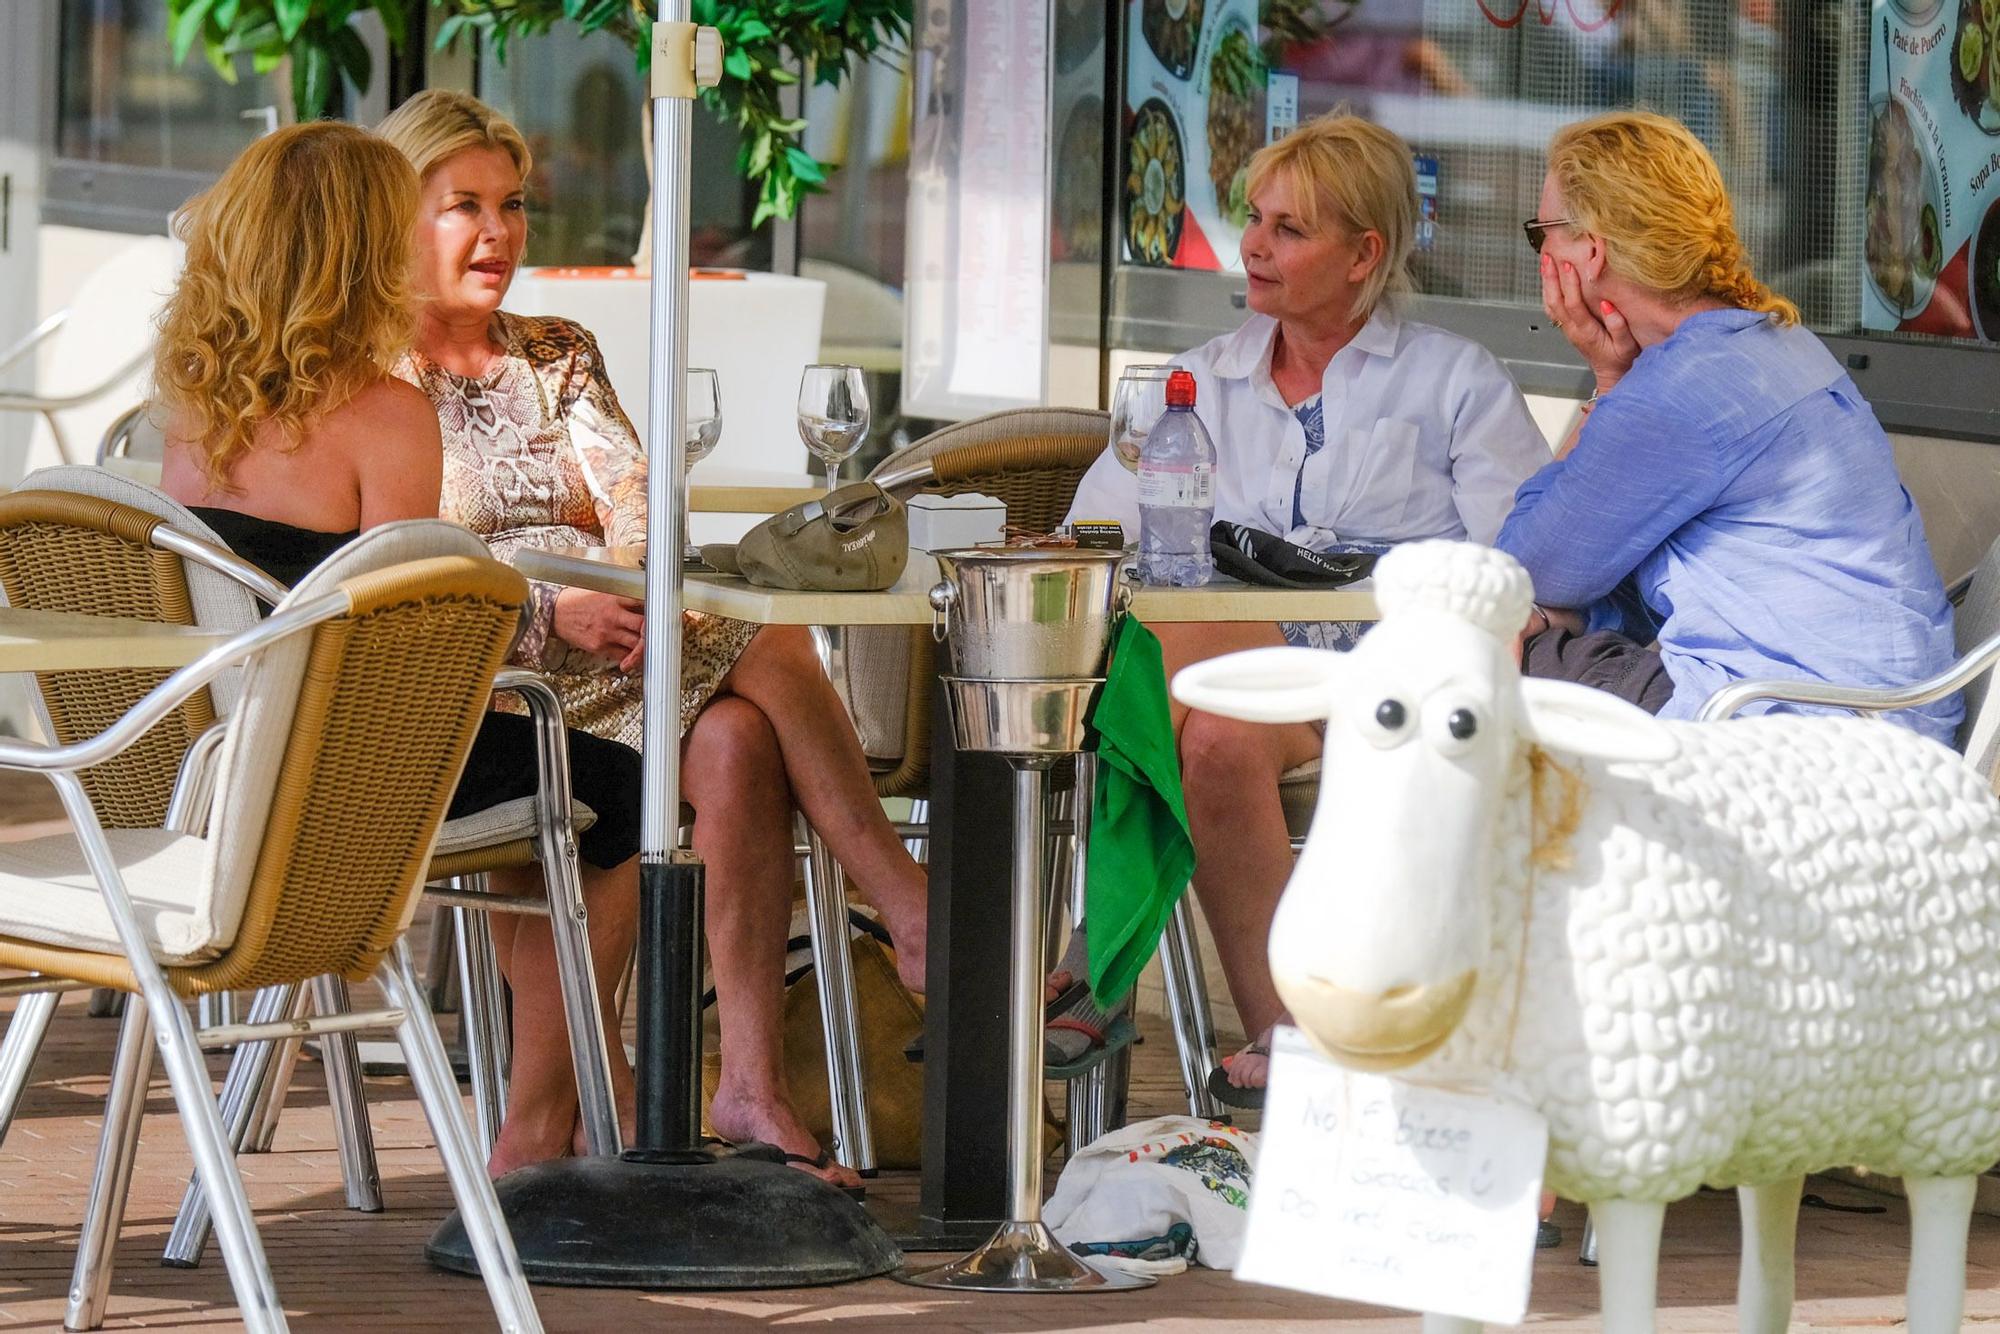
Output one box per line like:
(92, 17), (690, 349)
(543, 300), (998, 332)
(1236, 1027), (1547, 1325)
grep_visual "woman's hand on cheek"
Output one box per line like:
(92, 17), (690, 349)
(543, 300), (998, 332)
(1542, 254), (1639, 390)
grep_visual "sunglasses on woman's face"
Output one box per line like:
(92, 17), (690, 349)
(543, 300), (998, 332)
(1522, 217), (1576, 254)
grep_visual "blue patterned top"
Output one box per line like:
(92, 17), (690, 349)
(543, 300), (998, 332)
(1289, 395), (1325, 532)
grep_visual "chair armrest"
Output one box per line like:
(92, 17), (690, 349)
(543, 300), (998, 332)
(489, 668), (580, 836)
(152, 527), (291, 608)
(0, 591), (350, 773)
(0, 312), (68, 376)
(1695, 627), (2000, 722)
(164, 721), (230, 835)
(0, 349), (151, 414)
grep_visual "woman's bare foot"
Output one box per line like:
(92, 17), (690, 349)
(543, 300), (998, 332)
(489, 1106), (576, 1179)
(709, 1082), (862, 1193)
(1220, 1023), (1280, 1091)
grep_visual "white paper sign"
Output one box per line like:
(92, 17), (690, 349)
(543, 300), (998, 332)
(1236, 1027), (1547, 1326)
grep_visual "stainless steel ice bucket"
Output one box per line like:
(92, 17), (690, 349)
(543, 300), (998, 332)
(943, 677), (1103, 755)
(928, 548), (1130, 680)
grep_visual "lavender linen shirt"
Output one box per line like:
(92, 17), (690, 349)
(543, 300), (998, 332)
(1496, 308), (1961, 743)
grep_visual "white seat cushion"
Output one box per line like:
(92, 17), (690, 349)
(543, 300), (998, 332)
(432, 797), (597, 858)
(0, 828), (221, 964)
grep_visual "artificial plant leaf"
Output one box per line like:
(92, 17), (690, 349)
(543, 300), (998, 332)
(371, 0), (407, 47)
(169, 0), (217, 65)
(328, 22), (372, 90)
(274, 0), (311, 43)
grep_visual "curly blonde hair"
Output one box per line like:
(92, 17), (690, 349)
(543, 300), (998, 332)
(1245, 112), (1417, 321)
(153, 123), (419, 488)
(1548, 111), (1799, 326)
(375, 88), (532, 185)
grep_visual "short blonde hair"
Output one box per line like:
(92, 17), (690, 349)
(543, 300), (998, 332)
(1549, 111), (1799, 325)
(376, 88), (533, 184)
(153, 123), (418, 489)
(1245, 113), (1417, 320)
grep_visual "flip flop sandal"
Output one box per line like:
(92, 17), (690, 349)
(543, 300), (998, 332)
(1203, 1042), (1270, 1111)
(904, 978), (1098, 1065)
(779, 1149), (867, 1202)
(1044, 1012), (1140, 1081)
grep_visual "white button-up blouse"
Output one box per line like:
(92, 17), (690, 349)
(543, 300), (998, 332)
(1067, 309), (1551, 548)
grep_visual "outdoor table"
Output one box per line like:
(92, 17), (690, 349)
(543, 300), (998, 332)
(683, 466), (821, 515)
(514, 542), (1376, 1246)
(0, 606), (233, 673)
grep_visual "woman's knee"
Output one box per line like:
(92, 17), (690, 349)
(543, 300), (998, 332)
(739, 624), (822, 686)
(1179, 710), (1283, 802)
(684, 695), (785, 801)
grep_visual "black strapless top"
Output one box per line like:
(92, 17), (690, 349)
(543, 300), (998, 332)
(192, 508), (358, 590)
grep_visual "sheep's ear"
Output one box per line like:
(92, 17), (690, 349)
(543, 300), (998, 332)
(1172, 646), (1344, 725)
(1519, 678), (1679, 763)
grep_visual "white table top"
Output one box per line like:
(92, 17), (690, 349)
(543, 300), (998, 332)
(513, 544), (1378, 627)
(0, 607), (230, 672)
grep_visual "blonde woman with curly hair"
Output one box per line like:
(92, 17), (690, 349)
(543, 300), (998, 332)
(1498, 110), (1958, 740)
(159, 121), (656, 1179)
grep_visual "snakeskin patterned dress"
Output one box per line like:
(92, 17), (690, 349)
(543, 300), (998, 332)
(396, 312), (756, 750)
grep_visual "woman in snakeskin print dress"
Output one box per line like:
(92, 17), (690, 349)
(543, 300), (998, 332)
(381, 92), (926, 1191)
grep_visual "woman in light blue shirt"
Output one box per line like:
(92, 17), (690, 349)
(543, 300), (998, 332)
(1067, 114), (1548, 1108)
(1499, 110), (1959, 743)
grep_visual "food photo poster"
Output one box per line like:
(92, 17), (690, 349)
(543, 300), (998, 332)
(1123, 0), (1292, 273)
(1868, 0), (2000, 341)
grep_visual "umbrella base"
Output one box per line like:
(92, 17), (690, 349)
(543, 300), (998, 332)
(428, 1147), (902, 1289)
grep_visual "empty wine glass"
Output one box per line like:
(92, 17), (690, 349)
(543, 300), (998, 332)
(1110, 364), (1173, 473)
(797, 364), (870, 494)
(682, 368), (721, 566)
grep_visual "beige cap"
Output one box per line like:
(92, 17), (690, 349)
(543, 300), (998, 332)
(701, 481), (909, 591)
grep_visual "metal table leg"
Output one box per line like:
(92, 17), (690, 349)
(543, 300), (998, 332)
(900, 760), (1151, 1293)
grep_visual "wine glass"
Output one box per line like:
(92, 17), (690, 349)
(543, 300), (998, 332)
(797, 364), (870, 494)
(1110, 364), (1173, 473)
(682, 368), (721, 566)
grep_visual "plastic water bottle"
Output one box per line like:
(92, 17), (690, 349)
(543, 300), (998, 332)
(1137, 368), (1216, 587)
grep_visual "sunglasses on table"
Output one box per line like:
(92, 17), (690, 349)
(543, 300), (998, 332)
(1522, 217), (1576, 253)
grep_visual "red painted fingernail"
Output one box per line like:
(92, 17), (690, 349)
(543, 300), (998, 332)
(1562, 262), (1573, 273)
(1601, 301), (1614, 315)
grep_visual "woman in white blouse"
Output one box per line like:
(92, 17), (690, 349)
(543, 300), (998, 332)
(1067, 113), (1549, 1107)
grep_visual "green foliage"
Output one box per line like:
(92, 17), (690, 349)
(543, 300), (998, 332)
(167, 0), (408, 121)
(168, 0), (911, 224)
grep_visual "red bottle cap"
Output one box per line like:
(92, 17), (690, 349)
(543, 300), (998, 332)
(1165, 368), (1196, 407)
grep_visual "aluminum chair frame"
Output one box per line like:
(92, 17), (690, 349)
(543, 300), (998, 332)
(0, 486), (613, 1273)
(0, 312), (151, 467)
(0, 587), (541, 1333)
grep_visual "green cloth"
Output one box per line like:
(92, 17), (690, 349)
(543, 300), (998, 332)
(1085, 617), (1195, 1004)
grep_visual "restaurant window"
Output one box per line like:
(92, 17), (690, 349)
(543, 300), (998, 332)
(49, 0), (295, 231)
(478, 27), (768, 269)
(1108, 0), (2000, 424)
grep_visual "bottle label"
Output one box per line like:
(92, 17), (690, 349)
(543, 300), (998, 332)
(1138, 463), (1214, 508)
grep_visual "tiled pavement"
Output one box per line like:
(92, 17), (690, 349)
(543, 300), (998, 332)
(2, 776), (1999, 1329)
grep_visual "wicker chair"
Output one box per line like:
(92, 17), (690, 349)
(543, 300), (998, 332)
(0, 536), (541, 1332)
(0, 476), (618, 1270)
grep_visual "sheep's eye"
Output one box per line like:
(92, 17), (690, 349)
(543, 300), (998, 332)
(1448, 708), (1478, 741)
(1374, 699), (1407, 730)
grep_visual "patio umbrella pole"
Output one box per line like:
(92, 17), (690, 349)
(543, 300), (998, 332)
(427, 4), (900, 1288)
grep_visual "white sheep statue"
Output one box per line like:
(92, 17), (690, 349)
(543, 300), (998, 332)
(1171, 539), (2000, 1334)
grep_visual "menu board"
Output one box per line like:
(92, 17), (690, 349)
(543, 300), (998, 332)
(1122, 0), (1268, 274)
(1866, 0), (2000, 342)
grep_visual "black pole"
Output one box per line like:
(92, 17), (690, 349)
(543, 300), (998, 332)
(633, 859), (705, 1156)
